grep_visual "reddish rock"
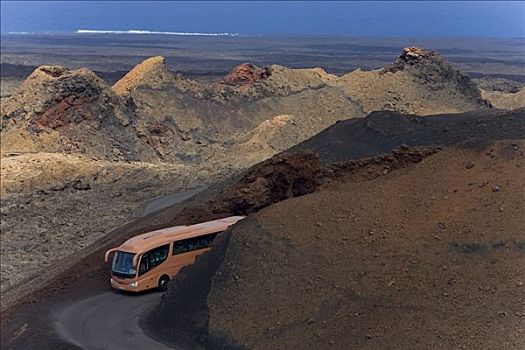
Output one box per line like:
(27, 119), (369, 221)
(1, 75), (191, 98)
(35, 95), (91, 129)
(222, 63), (272, 86)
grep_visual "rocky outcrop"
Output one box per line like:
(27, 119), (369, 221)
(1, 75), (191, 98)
(382, 47), (443, 74)
(2, 65), (127, 129)
(382, 47), (487, 104)
(1, 65), (158, 161)
(333, 47), (491, 115)
(222, 63), (272, 86)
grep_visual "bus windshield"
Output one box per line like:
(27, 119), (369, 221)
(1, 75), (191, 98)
(112, 251), (137, 278)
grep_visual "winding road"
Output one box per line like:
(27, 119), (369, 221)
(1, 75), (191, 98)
(55, 291), (173, 350)
(54, 188), (204, 350)
(142, 188), (204, 216)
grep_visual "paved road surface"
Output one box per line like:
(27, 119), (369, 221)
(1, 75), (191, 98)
(55, 291), (174, 350)
(142, 188), (204, 216)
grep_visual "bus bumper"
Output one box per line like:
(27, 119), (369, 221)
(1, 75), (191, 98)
(110, 278), (140, 292)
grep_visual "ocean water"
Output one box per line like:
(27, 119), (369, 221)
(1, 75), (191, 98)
(1, 1), (524, 38)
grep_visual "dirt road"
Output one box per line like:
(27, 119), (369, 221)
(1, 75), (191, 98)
(54, 291), (174, 350)
(142, 188), (204, 216)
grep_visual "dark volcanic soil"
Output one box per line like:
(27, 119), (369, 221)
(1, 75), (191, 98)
(291, 108), (525, 164)
(147, 140), (525, 350)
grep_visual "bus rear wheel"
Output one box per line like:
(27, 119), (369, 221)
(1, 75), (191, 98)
(158, 275), (170, 291)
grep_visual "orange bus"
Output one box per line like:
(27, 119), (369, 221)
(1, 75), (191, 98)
(104, 216), (244, 292)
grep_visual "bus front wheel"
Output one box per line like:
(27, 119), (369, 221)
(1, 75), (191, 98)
(158, 275), (170, 291)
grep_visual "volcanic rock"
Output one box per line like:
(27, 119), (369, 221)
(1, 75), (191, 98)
(0, 47), (504, 166)
(480, 87), (525, 110)
(0, 65), (157, 160)
(333, 47), (491, 115)
(222, 63), (272, 86)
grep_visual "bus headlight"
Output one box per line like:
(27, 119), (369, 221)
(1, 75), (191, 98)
(130, 282), (138, 288)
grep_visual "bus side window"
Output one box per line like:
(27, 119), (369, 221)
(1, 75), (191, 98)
(187, 237), (199, 251)
(191, 233), (218, 252)
(173, 240), (189, 255)
(200, 233), (217, 249)
(139, 244), (170, 275)
(172, 233), (219, 256)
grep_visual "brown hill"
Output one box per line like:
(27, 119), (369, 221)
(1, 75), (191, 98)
(147, 138), (525, 350)
(112, 56), (177, 95)
(228, 114), (316, 165)
(139, 108), (525, 350)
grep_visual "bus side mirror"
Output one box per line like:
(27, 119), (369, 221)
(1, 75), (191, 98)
(104, 249), (116, 263)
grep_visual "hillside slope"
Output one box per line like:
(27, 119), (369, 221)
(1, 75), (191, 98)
(291, 108), (525, 164)
(112, 59), (365, 162)
(149, 139), (525, 350)
(142, 108), (525, 349)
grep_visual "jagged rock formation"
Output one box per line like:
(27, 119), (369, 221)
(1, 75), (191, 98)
(1, 47), (499, 165)
(332, 47), (491, 115)
(110, 58), (364, 162)
(385, 47), (485, 100)
(1, 65), (157, 161)
(222, 63), (272, 86)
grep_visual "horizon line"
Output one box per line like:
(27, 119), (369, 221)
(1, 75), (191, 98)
(3, 31), (524, 40)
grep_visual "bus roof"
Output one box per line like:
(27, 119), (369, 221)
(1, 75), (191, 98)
(112, 216), (245, 255)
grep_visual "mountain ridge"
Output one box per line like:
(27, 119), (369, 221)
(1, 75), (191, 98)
(1, 47), (504, 166)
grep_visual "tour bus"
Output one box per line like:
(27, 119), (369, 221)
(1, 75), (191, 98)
(104, 216), (245, 292)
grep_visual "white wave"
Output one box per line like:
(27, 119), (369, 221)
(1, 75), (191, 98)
(76, 29), (239, 36)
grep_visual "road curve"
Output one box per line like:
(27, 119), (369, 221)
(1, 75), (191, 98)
(142, 188), (204, 216)
(54, 291), (174, 350)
